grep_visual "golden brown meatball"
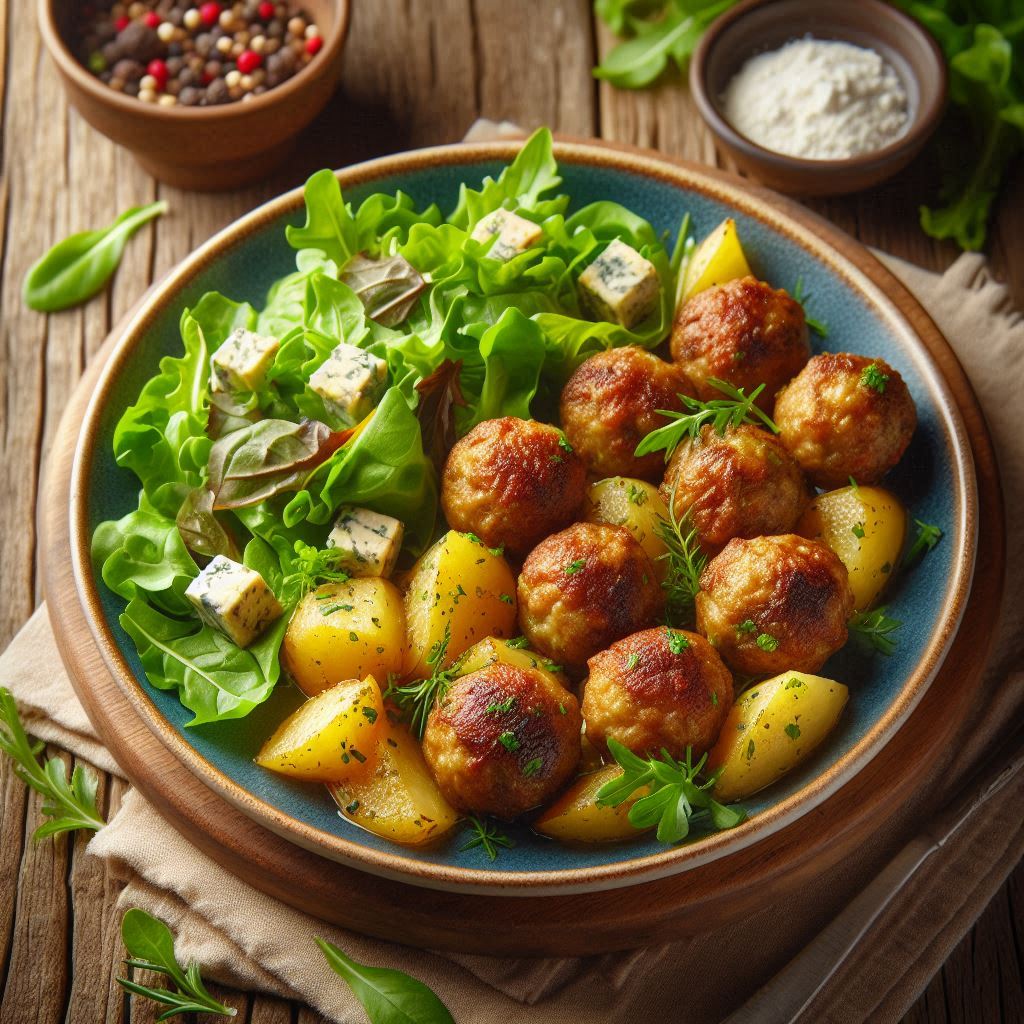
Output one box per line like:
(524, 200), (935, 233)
(583, 627), (733, 760)
(670, 276), (810, 409)
(517, 522), (664, 668)
(661, 424), (811, 552)
(559, 347), (694, 481)
(695, 535), (854, 676)
(774, 353), (917, 489)
(441, 417), (587, 557)
(421, 663), (581, 819)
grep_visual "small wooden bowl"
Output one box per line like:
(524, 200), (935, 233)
(38, 0), (350, 191)
(690, 0), (947, 197)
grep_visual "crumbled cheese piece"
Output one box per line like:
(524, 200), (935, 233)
(210, 328), (280, 393)
(327, 506), (404, 578)
(470, 208), (544, 261)
(308, 342), (387, 424)
(185, 555), (283, 649)
(578, 238), (660, 328)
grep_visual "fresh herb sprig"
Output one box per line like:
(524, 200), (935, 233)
(596, 738), (745, 844)
(635, 378), (778, 462)
(655, 483), (707, 627)
(117, 909), (236, 1020)
(849, 606), (902, 656)
(792, 275), (829, 337)
(385, 623), (457, 738)
(459, 814), (514, 862)
(0, 687), (105, 839)
(280, 541), (351, 606)
(904, 519), (943, 568)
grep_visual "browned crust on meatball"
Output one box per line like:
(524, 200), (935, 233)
(660, 423), (812, 552)
(774, 353), (917, 489)
(421, 663), (582, 819)
(517, 522), (664, 668)
(583, 627), (733, 759)
(669, 276), (810, 409)
(559, 347), (694, 481)
(441, 417), (587, 557)
(695, 534), (854, 676)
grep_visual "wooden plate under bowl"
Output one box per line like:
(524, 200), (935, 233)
(41, 140), (1003, 953)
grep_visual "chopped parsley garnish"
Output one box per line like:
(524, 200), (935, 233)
(852, 522), (865, 539)
(564, 558), (587, 575)
(498, 731), (520, 752)
(361, 706), (378, 724)
(710, 690), (719, 706)
(665, 628), (690, 654)
(486, 695), (517, 715)
(904, 519), (943, 567)
(755, 633), (779, 652)
(625, 652), (640, 671)
(849, 606), (901, 656)
(627, 483), (648, 506)
(558, 434), (574, 453)
(736, 619), (758, 635)
(860, 362), (890, 394)
(522, 757), (543, 777)
(499, 593), (514, 605)
(505, 636), (530, 650)
(543, 661), (562, 674)
(321, 603), (353, 616)
(466, 533), (504, 557)
(745, 739), (756, 760)
(459, 815), (513, 861)
(784, 723), (801, 740)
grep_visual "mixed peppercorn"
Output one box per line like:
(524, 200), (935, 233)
(74, 1), (322, 107)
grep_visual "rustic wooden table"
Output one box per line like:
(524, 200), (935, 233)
(1, 2), (1021, 1021)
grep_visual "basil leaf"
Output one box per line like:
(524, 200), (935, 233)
(23, 201), (167, 312)
(317, 938), (454, 1024)
(341, 253), (428, 327)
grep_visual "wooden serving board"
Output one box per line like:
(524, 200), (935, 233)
(41, 272), (1004, 958)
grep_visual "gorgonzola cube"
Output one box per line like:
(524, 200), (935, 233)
(326, 506), (404, 578)
(470, 208), (544, 262)
(578, 238), (660, 329)
(185, 555), (283, 649)
(210, 328), (280, 393)
(308, 343), (387, 424)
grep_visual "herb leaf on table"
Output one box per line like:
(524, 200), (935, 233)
(0, 687), (106, 839)
(117, 909), (236, 1020)
(318, 938), (455, 1024)
(23, 200), (168, 312)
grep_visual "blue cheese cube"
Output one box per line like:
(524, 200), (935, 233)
(470, 208), (543, 261)
(308, 342), (388, 424)
(210, 328), (280, 393)
(185, 555), (283, 649)
(327, 506), (404, 578)
(578, 238), (660, 329)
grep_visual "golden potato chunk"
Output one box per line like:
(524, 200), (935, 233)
(456, 636), (569, 690)
(584, 477), (670, 581)
(679, 217), (752, 304)
(533, 765), (651, 844)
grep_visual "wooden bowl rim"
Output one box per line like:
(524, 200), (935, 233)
(66, 137), (979, 895)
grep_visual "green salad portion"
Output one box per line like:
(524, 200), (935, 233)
(92, 128), (686, 726)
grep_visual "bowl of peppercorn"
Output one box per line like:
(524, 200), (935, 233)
(39, 0), (350, 190)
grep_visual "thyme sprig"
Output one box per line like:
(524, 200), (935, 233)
(385, 622), (458, 738)
(849, 606), (902, 656)
(459, 814), (514, 861)
(634, 378), (779, 463)
(656, 482), (707, 627)
(0, 686), (105, 839)
(596, 738), (746, 845)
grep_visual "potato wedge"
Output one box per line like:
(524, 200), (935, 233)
(403, 530), (518, 679)
(797, 485), (907, 610)
(584, 477), (670, 581)
(456, 636), (570, 689)
(329, 717), (459, 846)
(534, 765), (650, 843)
(255, 676), (384, 783)
(283, 578), (406, 697)
(707, 671), (849, 802)
(680, 217), (752, 305)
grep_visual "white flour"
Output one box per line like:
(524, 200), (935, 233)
(722, 37), (909, 160)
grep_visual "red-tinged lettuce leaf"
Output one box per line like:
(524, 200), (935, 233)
(341, 252), (428, 327)
(175, 487), (241, 561)
(209, 418), (354, 510)
(415, 358), (466, 475)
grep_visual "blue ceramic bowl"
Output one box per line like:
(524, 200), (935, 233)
(69, 140), (976, 895)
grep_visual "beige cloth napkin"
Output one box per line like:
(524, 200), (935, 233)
(2, 253), (1022, 1021)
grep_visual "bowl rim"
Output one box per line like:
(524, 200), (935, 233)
(689, 0), (948, 174)
(37, 0), (351, 120)
(68, 137), (978, 896)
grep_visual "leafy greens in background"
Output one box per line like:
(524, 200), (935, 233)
(94, 127), (688, 726)
(893, 0), (1024, 250)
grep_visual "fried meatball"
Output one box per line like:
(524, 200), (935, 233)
(661, 424), (811, 552)
(695, 534), (854, 676)
(559, 347), (694, 481)
(774, 353), (917, 489)
(421, 663), (581, 819)
(518, 522), (663, 668)
(441, 417), (587, 557)
(583, 628), (733, 759)
(669, 276), (810, 409)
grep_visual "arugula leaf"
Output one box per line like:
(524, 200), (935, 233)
(0, 687), (106, 839)
(23, 201), (167, 312)
(119, 598), (288, 726)
(318, 939), (454, 1024)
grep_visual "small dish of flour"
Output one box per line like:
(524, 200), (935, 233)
(722, 37), (910, 161)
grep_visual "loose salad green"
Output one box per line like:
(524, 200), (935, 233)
(93, 128), (686, 726)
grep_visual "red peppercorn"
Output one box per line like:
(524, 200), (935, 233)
(143, 12), (161, 28)
(305, 36), (323, 56)
(147, 59), (169, 87)
(258, 1), (275, 19)
(236, 50), (262, 74)
(199, 2), (222, 27)
(201, 70), (215, 85)
(114, 15), (130, 31)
